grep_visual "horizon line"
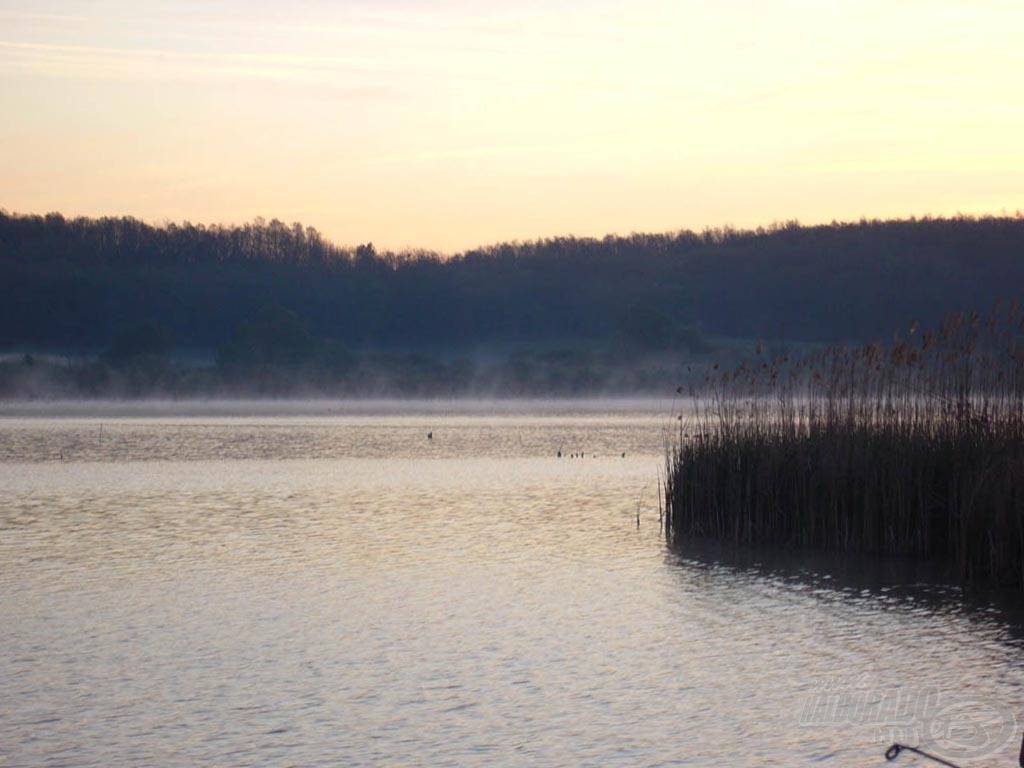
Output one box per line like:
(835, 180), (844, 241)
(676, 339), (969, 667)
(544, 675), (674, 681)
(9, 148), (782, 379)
(2, 206), (1023, 258)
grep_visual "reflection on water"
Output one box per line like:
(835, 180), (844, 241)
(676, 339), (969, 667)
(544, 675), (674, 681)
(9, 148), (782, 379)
(0, 401), (1021, 767)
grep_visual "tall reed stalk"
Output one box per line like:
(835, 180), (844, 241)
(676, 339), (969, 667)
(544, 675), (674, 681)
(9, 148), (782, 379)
(665, 305), (1024, 588)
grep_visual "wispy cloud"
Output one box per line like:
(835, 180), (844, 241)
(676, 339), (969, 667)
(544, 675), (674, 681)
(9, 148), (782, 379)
(0, 9), (88, 23)
(0, 39), (399, 82)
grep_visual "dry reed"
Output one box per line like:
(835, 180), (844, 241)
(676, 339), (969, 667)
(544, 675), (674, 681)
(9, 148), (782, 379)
(665, 305), (1024, 588)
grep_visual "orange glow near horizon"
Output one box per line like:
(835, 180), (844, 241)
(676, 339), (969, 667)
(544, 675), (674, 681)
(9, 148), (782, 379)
(1, 1), (1023, 253)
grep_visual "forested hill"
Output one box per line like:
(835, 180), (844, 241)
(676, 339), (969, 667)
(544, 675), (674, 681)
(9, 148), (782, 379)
(2, 211), (1023, 357)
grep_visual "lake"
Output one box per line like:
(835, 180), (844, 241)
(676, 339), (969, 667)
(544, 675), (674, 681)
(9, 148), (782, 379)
(1, 400), (1022, 767)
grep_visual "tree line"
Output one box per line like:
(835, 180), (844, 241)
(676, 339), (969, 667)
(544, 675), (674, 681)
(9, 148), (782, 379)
(1, 210), (1022, 395)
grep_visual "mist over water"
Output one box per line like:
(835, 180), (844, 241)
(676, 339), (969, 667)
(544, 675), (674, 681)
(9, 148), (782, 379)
(1, 400), (1021, 767)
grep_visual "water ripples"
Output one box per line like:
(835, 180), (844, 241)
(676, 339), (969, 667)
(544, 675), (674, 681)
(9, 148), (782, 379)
(1, 403), (1022, 766)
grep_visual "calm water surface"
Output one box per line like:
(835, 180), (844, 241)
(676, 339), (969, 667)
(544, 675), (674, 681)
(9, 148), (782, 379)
(1, 400), (1022, 767)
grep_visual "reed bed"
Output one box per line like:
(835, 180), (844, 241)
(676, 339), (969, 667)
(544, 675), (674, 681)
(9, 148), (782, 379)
(665, 306), (1024, 588)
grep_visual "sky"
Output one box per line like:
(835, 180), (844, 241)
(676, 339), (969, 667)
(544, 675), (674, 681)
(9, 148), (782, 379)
(1, 0), (1023, 253)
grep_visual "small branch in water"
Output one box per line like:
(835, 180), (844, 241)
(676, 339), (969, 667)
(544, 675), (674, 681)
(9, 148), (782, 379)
(657, 476), (663, 531)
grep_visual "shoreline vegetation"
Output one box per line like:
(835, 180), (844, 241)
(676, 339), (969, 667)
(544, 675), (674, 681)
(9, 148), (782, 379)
(664, 307), (1024, 590)
(4, 211), (1024, 399)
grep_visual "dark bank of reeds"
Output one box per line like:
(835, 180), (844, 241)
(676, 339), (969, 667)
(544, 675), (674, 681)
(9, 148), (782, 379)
(665, 305), (1024, 589)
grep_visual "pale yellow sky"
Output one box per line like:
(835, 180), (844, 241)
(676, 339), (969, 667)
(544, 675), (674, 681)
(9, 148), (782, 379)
(1, 0), (1022, 252)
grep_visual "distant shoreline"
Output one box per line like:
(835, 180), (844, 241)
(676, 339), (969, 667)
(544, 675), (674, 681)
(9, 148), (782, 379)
(0, 395), (678, 419)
